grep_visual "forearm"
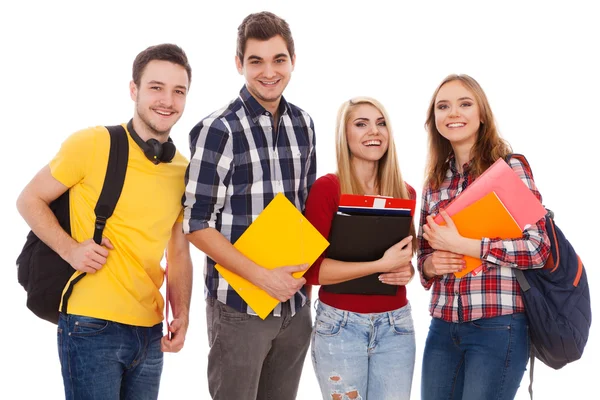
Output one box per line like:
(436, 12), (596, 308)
(318, 258), (382, 285)
(186, 227), (267, 286)
(17, 189), (76, 260)
(166, 244), (193, 319)
(455, 237), (481, 259)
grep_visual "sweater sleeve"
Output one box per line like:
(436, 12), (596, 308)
(303, 174), (339, 285)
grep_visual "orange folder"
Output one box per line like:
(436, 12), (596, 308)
(440, 191), (522, 278)
(434, 158), (546, 230)
(215, 193), (329, 319)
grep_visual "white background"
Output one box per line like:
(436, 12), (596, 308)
(2, 1), (598, 399)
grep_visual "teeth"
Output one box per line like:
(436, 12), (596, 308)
(447, 123), (465, 128)
(261, 81), (277, 85)
(155, 110), (173, 116)
(363, 140), (381, 146)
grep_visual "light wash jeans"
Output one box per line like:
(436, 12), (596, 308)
(57, 313), (163, 400)
(311, 300), (416, 400)
(421, 313), (529, 400)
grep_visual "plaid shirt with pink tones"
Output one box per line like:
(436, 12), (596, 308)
(417, 155), (551, 323)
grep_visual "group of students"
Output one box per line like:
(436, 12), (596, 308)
(16, 10), (551, 400)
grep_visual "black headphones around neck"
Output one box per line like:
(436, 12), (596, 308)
(127, 120), (176, 165)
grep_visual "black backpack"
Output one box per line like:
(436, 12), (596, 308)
(16, 125), (129, 324)
(506, 154), (591, 398)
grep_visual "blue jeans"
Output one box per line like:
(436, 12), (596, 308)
(421, 313), (529, 400)
(57, 313), (164, 400)
(311, 301), (416, 400)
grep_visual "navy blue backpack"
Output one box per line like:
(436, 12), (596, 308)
(507, 154), (591, 396)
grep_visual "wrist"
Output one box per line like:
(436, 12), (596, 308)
(422, 257), (435, 280)
(59, 239), (77, 264)
(373, 258), (390, 273)
(249, 263), (269, 290)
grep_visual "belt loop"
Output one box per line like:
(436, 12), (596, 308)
(388, 311), (394, 326)
(342, 311), (349, 327)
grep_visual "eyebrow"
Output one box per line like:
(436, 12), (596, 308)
(436, 96), (474, 105)
(147, 80), (187, 90)
(246, 53), (289, 61)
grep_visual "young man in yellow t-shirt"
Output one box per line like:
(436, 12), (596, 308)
(16, 43), (193, 400)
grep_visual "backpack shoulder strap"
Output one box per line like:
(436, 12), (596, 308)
(61, 125), (129, 314)
(504, 153), (534, 179)
(93, 125), (129, 244)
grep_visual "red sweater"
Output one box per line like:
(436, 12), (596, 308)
(304, 174), (416, 313)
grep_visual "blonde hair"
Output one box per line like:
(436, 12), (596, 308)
(335, 96), (416, 251)
(424, 74), (512, 189)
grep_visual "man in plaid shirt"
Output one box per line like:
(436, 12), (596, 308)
(183, 12), (316, 400)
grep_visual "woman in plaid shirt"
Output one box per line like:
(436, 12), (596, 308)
(417, 74), (551, 400)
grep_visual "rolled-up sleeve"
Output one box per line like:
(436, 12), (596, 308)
(183, 118), (233, 234)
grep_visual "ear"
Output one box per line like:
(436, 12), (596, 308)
(235, 55), (243, 75)
(291, 54), (296, 71)
(129, 80), (137, 101)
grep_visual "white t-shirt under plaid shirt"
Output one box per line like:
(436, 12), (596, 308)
(183, 85), (317, 316)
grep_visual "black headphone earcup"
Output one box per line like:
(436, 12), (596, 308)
(160, 141), (176, 163)
(145, 139), (163, 165)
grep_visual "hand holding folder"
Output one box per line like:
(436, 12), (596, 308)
(437, 191), (522, 278)
(323, 195), (416, 295)
(215, 193), (329, 319)
(428, 158), (545, 278)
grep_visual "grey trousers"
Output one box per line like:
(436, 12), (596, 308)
(206, 297), (312, 400)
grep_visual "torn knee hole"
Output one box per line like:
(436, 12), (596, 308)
(331, 394), (343, 400)
(329, 375), (341, 382)
(346, 390), (359, 399)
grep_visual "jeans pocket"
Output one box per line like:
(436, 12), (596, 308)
(70, 315), (110, 336)
(470, 315), (512, 330)
(314, 313), (341, 337)
(393, 312), (415, 335)
(217, 302), (250, 322)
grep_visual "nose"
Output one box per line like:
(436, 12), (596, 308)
(263, 63), (276, 78)
(369, 124), (380, 135)
(450, 106), (461, 118)
(159, 90), (174, 107)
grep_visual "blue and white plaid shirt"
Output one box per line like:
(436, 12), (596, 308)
(183, 86), (317, 316)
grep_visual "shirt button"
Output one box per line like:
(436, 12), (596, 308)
(455, 291), (459, 295)
(265, 112), (270, 116)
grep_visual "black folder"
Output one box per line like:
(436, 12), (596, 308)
(322, 213), (413, 295)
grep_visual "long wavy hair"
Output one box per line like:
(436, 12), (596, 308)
(335, 96), (417, 251)
(424, 74), (512, 189)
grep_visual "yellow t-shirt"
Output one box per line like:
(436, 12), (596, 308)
(50, 124), (187, 327)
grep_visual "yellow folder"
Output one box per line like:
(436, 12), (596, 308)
(215, 192), (329, 319)
(442, 191), (522, 278)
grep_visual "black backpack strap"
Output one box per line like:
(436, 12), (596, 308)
(514, 269), (531, 292)
(93, 125), (129, 244)
(527, 349), (535, 399)
(61, 125), (129, 313)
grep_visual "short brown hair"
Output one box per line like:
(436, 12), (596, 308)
(236, 11), (295, 63)
(132, 43), (192, 87)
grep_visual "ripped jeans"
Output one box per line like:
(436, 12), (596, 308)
(311, 300), (415, 400)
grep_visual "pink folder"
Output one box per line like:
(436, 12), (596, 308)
(433, 158), (546, 230)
